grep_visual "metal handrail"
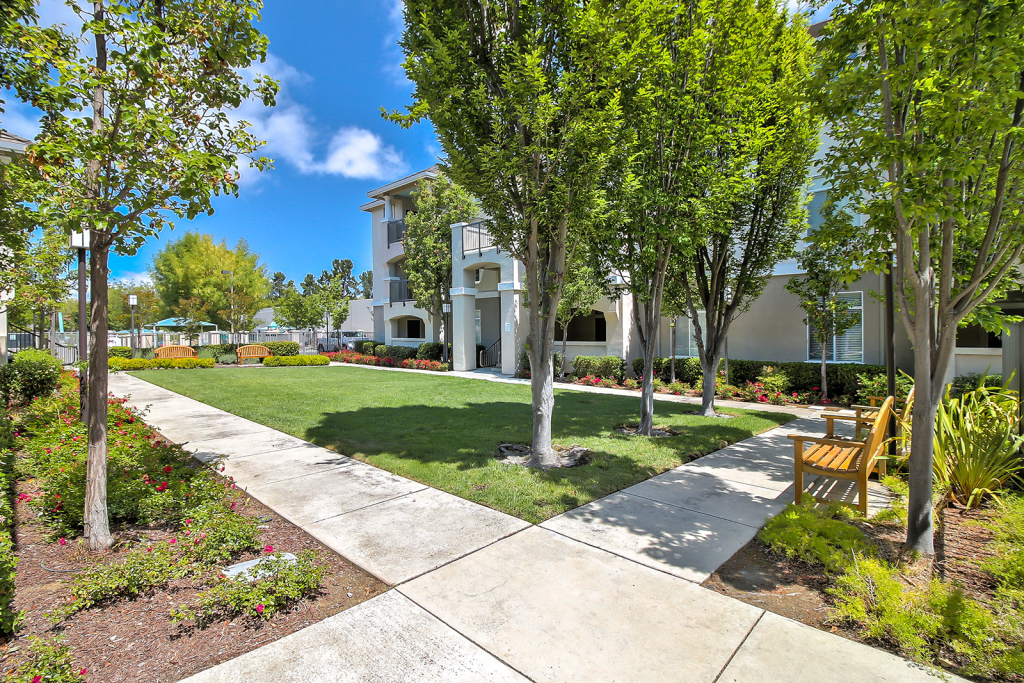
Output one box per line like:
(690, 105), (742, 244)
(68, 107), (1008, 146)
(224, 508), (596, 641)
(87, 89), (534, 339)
(479, 338), (501, 368)
(387, 219), (406, 245)
(462, 221), (497, 257)
(389, 279), (414, 303)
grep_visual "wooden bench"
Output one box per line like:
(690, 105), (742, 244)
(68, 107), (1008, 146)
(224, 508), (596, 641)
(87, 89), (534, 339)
(845, 385), (915, 441)
(236, 344), (272, 361)
(789, 396), (894, 515)
(154, 345), (197, 359)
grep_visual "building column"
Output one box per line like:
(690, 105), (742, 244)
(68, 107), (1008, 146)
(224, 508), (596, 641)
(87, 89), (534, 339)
(383, 195), (393, 222)
(498, 259), (523, 375)
(451, 287), (478, 371)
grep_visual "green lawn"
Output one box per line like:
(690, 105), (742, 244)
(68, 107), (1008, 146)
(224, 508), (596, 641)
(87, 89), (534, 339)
(130, 366), (796, 523)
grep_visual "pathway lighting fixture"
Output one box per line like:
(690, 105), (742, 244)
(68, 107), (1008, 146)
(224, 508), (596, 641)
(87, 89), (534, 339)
(222, 269), (234, 340)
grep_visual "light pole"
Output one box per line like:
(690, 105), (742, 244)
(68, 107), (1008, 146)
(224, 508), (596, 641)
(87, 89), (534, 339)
(128, 294), (138, 357)
(69, 230), (90, 422)
(221, 269), (234, 342)
(442, 302), (451, 363)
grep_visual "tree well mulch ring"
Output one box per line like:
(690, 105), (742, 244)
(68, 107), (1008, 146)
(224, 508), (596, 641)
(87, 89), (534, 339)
(614, 424), (680, 437)
(2, 479), (387, 683)
(496, 443), (592, 468)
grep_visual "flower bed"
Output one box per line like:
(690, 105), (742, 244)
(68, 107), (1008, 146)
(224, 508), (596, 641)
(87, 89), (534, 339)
(2, 375), (385, 680)
(572, 374), (843, 406)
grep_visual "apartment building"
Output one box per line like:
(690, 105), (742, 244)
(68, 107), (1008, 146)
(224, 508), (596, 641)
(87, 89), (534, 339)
(360, 156), (1005, 381)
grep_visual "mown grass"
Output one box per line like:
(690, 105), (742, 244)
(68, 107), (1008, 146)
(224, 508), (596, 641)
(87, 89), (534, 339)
(130, 366), (795, 523)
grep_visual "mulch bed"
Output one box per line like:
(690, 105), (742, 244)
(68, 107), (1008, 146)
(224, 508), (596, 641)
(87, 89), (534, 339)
(1, 479), (387, 682)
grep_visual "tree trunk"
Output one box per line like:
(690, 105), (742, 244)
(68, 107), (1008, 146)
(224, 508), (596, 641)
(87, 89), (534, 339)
(639, 337), (657, 435)
(905, 322), (937, 555)
(85, 238), (113, 552)
(820, 350), (828, 400)
(527, 343), (558, 467)
(670, 318), (676, 384)
(700, 353), (719, 417)
(559, 319), (570, 380)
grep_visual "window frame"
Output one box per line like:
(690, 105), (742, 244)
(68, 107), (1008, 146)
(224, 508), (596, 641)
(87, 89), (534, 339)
(806, 291), (864, 364)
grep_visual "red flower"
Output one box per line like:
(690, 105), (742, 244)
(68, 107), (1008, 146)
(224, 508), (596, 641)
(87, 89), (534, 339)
(170, 537), (177, 544)
(59, 537), (67, 546)
(32, 676), (42, 683)
(80, 668), (87, 676)
(256, 603), (264, 615)
(156, 482), (168, 492)
(163, 465), (173, 473)
(264, 544), (274, 553)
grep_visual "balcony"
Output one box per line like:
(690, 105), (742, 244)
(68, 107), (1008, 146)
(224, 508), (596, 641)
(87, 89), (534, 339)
(462, 221), (497, 257)
(389, 279), (414, 303)
(387, 219), (406, 245)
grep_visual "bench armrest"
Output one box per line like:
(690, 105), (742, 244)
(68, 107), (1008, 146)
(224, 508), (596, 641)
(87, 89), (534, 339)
(788, 434), (866, 449)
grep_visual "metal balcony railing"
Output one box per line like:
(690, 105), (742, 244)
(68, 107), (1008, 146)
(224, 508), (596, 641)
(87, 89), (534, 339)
(462, 221), (497, 257)
(387, 219), (406, 245)
(389, 279), (414, 303)
(8, 324), (79, 365)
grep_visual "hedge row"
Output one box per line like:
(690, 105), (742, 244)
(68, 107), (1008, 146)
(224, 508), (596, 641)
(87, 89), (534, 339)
(572, 355), (627, 382)
(109, 357), (214, 371)
(263, 355), (329, 367)
(109, 346), (132, 359)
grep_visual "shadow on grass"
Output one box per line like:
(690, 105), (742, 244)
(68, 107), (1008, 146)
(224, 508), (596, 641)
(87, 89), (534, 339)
(303, 392), (793, 516)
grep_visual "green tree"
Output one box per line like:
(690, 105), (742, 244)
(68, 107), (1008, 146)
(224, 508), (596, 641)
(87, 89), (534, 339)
(403, 173), (475, 358)
(152, 233), (270, 332)
(268, 271), (288, 300)
(812, 0), (1024, 554)
(4, 226), (75, 337)
(785, 241), (860, 399)
(108, 281), (162, 333)
(272, 283), (320, 332)
(311, 275), (350, 340)
(173, 296), (210, 345)
(357, 270), (373, 299)
(390, 0), (623, 466)
(13, 0), (276, 551)
(318, 259), (359, 299)
(662, 1), (816, 418)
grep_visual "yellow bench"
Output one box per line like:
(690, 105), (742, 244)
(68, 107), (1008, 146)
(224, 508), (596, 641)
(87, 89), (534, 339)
(154, 345), (197, 359)
(790, 396), (894, 515)
(237, 344), (272, 361)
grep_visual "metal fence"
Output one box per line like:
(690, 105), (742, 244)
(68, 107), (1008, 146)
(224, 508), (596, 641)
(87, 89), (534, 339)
(7, 325), (79, 366)
(479, 339), (501, 368)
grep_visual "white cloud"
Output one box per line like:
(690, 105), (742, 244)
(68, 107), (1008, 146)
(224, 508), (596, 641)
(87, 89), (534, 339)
(114, 271), (153, 287)
(235, 53), (408, 181)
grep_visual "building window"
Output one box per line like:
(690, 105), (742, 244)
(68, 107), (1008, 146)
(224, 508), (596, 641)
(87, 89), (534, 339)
(808, 292), (863, 363)
(475, 310), (482, 345)
(555, 311), (607, 342)
(956, 322), (1002, 349)
(806, 190), (827, 236)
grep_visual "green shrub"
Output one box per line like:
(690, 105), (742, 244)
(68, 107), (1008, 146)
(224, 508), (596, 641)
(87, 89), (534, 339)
(196, 347), (217, 360)
(725, 359), (886, 396)
(353, 340), (379, 354)
(379, 345), (417, 361)
(200, 344), (238, 357)
(0, 446), (20, 635)
(572, 355), (627, 382)
(264, 341), (299, 357)
(933, 383), (1023, 508)
(109, 357), (215, 370)
(7, 636), (83, 683)
(416, 342), (446, 361)
(983, 494), (1024, 595)
(950, 371), (1004, 399)
(856, 369), (914, 403)
(108, 346), (132, 359)
(758, 502), (870, 573)
(0, 349), (64, 406)
(756, 366), (790, 394)
(262, 354), (330, 367)
(171, 550), (324, 626)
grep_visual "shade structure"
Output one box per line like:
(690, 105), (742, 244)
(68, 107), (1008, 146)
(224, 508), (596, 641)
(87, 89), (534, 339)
(150, 317), (218, 329)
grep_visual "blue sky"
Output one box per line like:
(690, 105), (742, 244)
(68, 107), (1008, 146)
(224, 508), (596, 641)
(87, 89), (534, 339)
(3, 1), (829, 287)
(3, 0), (439, 285)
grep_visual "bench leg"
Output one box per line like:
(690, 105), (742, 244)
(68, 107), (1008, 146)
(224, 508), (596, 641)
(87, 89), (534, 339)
(858, 472), (869, 516)
(794, 446), (804, 506)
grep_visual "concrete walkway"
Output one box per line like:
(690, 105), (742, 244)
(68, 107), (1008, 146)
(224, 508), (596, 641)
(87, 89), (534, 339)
(108, 371), (951, 683)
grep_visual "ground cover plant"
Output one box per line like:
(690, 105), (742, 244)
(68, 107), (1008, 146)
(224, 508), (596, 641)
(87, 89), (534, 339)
(748, 491), (1024, 681)
(129, 365), (793, 523)
(0, 373), (384, 680)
